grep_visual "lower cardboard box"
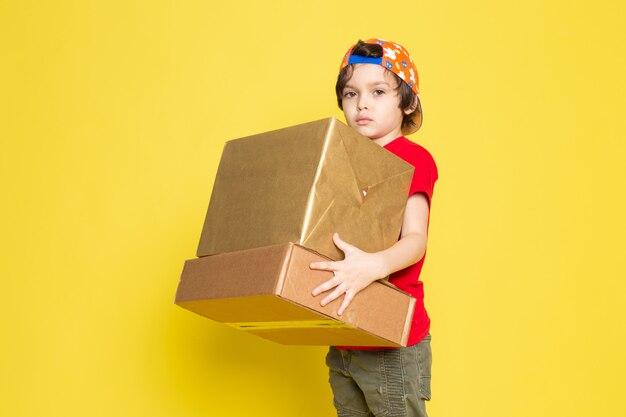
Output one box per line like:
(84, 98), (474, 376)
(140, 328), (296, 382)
(175, 242), (416, 347)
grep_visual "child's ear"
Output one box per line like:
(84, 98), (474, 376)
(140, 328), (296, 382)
(404, 93), (419, 114)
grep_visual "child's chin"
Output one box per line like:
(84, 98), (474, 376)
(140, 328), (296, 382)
(350, 125), (375, 138)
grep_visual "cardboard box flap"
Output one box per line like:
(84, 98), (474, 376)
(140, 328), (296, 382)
(300, 118), (414, 258)
(335, 118), (414, 187)
(244, 326), (400, 347)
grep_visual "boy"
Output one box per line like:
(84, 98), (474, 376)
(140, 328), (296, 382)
(310, 39), (438, 417)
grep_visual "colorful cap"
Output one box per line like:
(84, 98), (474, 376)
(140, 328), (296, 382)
(339, 38), (422, 134)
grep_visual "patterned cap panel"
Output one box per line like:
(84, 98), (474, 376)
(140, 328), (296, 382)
(339, 38), (419, 95)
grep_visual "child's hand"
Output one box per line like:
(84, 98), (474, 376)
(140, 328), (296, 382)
(310, 233), (387, 316)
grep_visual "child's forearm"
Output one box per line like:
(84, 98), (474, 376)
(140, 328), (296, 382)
(373, 232), (428, 279)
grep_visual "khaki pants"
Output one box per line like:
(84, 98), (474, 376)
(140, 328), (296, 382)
(326, 334), (432, 417)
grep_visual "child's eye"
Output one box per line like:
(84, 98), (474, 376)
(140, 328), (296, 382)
(374, 89), (385, 96)
(343, 91), (356, 98)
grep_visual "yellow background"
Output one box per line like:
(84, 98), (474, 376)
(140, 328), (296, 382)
(2, 1), (625, 416)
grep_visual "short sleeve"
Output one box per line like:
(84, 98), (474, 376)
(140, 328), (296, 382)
(384, 137), (439, 204)
(407, 148), (438, 204)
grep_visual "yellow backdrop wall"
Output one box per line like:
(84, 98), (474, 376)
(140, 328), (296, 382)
(2, 1), (625, 416)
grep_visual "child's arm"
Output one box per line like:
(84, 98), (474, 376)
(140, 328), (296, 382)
(310, 192), (430, 315)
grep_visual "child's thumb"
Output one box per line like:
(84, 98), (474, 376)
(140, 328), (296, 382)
(333, 232), (354, 253)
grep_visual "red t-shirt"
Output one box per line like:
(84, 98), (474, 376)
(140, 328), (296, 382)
(337, 136), (438, 349)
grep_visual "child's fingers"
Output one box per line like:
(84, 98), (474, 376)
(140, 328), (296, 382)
(337, 292), (355, 316)
(320, 285), (345, 307)
(311, 277), (339, 297)
(309, 261), (336, 271)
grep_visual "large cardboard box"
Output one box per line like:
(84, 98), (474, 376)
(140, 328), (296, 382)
(176, 243), (416, 347)
(197, 117), (414, 260)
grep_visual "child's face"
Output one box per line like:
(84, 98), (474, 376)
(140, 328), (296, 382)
(341, 64), (406, 145)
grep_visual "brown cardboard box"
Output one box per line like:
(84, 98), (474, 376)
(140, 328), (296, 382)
(176, 243), (416, 347)
(197, 117), (414, 260)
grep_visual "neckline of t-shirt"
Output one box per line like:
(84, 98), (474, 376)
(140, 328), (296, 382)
(383, 136), (407, 150)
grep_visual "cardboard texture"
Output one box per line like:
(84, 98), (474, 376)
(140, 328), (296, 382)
(196, 117), (414, 260)
(176, 243), (416, 347)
